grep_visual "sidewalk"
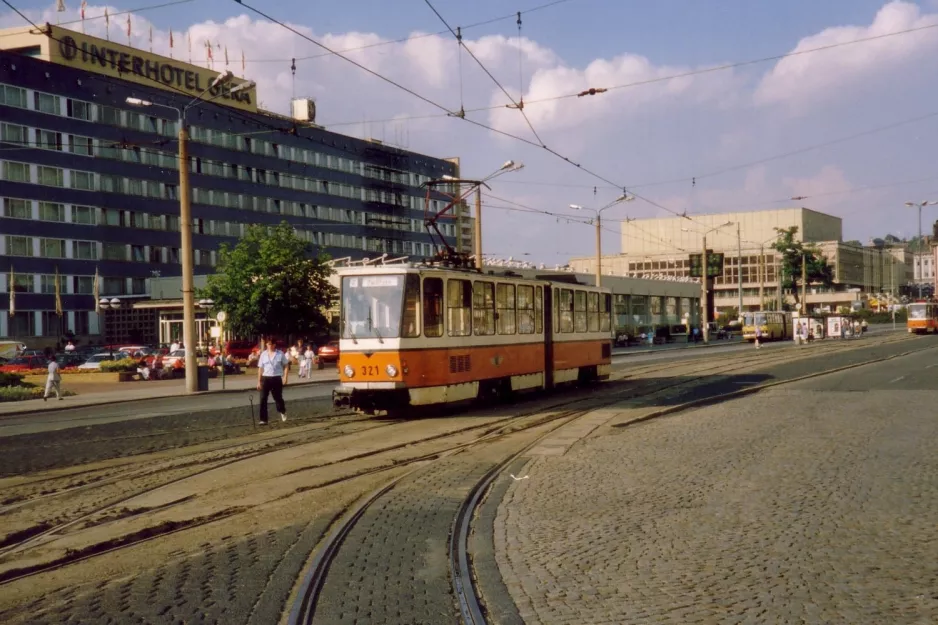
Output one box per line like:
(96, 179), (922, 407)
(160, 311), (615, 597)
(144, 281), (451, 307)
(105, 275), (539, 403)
(0, 369), (339, 417)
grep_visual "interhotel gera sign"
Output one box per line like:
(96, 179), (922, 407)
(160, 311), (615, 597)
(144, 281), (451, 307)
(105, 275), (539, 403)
(25, 25), (257, 113)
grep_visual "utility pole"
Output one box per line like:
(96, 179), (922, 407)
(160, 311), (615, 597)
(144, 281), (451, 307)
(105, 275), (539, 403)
(759, 244), (765, 311)
(801, 252), (807, 315)
(474, 187), (483, 270)
(702, 235), (709, 343)
(178, 124), (198, 392)
(595, 213), (602, 287)
(737, 222), (743, 317)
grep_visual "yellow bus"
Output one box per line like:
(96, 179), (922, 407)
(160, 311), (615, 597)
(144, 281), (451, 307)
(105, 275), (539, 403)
(742, 311), (792, 341)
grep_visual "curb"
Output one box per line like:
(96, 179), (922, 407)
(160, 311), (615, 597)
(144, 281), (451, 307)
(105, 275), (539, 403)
(612, 344), (933, 429)
(0, 377), (339, 419)
(613, 339), (743, 357)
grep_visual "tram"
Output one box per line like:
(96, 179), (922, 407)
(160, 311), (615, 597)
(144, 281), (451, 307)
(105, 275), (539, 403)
(332, 263), (613, 415)
(907, 301), (938, 334)
(741, 311), (792, 341)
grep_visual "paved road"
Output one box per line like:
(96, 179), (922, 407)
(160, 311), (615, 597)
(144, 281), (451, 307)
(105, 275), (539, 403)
(495, 342), (938, 624)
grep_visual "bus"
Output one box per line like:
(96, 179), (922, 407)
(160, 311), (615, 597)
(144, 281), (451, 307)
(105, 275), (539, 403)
(742, 311), (792, 341)
(907, 301), (938, 334)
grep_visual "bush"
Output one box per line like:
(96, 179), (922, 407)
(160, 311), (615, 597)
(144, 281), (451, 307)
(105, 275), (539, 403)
(99, 358), (140, 373)
(0, 387), (76, 402)
(0, 372), (27, 388)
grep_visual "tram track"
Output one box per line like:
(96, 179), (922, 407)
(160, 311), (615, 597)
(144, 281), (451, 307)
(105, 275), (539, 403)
(284, 333), (929, 625)
(0, 334), (922, 598)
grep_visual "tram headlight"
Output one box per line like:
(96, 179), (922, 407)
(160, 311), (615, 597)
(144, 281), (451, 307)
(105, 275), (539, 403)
(343, 364), (355, 378)
(386, 364), (398, 377)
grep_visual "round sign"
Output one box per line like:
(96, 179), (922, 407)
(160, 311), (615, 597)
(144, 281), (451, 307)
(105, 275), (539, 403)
(216, 311), (227, 322)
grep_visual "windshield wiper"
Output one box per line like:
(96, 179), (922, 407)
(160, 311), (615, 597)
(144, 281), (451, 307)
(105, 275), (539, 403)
(367, 310), (384, 343)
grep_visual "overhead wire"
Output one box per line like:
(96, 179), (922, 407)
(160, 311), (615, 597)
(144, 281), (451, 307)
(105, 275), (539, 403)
(0, 0), (195, 37)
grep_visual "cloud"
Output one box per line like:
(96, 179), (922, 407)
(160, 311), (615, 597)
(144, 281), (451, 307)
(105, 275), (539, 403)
(3, 3), (938, 264)
(754, 1), (938, 111)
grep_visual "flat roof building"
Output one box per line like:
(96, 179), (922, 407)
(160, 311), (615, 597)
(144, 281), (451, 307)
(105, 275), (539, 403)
(0, 24), (459, 345)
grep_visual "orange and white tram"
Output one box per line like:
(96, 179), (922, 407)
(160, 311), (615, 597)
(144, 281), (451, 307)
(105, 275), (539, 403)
(907, 301), (938, 334)
(332, 264), (613, 414)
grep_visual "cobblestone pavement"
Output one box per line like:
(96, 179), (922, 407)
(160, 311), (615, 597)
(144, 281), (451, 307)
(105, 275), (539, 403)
(495, 351), (938, 624)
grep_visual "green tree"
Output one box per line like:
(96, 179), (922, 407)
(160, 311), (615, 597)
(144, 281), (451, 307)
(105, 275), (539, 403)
(771, 226), (834, 308)
(198, 222), (337, 340)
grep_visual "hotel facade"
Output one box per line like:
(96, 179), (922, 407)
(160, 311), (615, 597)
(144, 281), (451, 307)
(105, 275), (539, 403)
(0, 24), (460, 345)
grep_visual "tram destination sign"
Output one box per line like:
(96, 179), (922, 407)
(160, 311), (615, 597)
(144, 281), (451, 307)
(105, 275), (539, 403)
(688, 251), (725, 278)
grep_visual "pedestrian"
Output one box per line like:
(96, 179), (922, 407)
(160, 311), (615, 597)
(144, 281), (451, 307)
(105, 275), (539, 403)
(256, 336), (291, 425)
(754, 326), (762, 349)
(170, 340), (180, 353)
(43, 355), (62, 401)
(64, 340), (75, 352)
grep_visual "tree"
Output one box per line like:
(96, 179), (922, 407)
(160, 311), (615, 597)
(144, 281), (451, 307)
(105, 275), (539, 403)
(771, 226), (834, 308)
(198, 222), (338, 341)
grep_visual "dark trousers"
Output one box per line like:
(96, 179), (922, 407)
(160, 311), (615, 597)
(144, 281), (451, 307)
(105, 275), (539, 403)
(259, 376), (285, 422)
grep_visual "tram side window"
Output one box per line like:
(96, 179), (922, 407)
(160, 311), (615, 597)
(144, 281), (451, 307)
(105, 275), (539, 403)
(401, 274), (421, 337)
(535, 286), (543, 333)
(473, 281), (496, 336)
(447, 279), (472, 337)
(423, 277), (444, 337)
(560, 289), (574, 333)
(496, 283), (517, 335)
(574, 290), (588, 332)
(600, 293), (611, 332)
(517, 285), (535, 334)
(587, 292), (600, 332)
(553, 288), (560, 334)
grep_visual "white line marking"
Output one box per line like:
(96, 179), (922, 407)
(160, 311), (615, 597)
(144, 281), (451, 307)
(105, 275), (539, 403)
(889, 376), (906, 383)
(927, 364), (938, 369)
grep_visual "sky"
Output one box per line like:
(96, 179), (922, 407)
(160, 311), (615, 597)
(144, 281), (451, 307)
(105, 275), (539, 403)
(4, 0), (938, 266)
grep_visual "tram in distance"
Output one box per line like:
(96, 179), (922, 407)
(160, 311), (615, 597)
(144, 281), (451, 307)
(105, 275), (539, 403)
(332, 263), (614, 415)
(907, 300), (938, 334)
(741, 311), (792, 342)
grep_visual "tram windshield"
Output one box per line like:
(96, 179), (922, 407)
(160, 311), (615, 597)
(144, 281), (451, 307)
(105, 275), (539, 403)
(743, 312), (767, 326)
(341, 275), (405, 339)
(908, 303), (928, 319)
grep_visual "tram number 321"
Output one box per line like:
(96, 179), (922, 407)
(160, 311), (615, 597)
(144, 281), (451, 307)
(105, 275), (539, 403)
(360, 365), (381, 376)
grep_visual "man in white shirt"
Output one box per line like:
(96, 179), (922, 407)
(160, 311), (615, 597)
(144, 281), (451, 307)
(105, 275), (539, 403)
(64, 341), (76, 352)
(44, 356), (62, 401)
(170, 341), (180, 353)
(256, 337), (290, 425)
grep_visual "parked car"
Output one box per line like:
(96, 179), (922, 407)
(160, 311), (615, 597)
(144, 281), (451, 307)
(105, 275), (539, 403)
(162, 349), (187, 368)
(77, 353), (118, 370)
(316, 341), (340, 367)
(225, 340), (258, 359)
(0, 356), (47, 372)
(55, 353), (86, 370)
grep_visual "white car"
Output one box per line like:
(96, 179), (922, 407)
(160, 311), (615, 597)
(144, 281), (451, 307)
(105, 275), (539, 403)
(162, 349), (187, 367)
(77, 353), (118, 370)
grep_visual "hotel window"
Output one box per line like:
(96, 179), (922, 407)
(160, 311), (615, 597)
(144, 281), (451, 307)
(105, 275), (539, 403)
(102, 277), (124, 295)
(33, 92), (61, 115)
(1, 160), (29, 182)
(8, 312), (35, 336)
(70, 170), (95, 191)
(71, 205), (96, 225)
(102, 208), (120, 226)
(99, 174), (123, 193)
(69, 135), (93, 156)
(148, 247), (162, 263)
(40, 275), (60, 294)
(99, 105), (121, 126)
(5, 235), (32, 257)
(131, 278), (147, 294)
(127, 179), (144, 196)
(37, 129), (63, 151)
(72, 240), (97, 260)
(131, 245), (146, 262)
(74, 311), (90, 335)
(166, 216), (180, 232)
(168, 247), (180, 263)
(38, 202), (65, 222)
(0, 122), (26, 144)
(73, 276), (94, 294)
(37, 166), (64, 187)
(40, 238), (66, 258)
(0, 84), (27, 108)
(3, 198), (31, 219)
(102, 243), (127, 261)
(67, 98), (92, 121)
(42, 311), (64, 337)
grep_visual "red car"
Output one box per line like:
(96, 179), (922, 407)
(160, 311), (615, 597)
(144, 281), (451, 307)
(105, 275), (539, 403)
(0, 356), (48, 372)
(225, 340), (259, 359)
(316, 341), (339, 367)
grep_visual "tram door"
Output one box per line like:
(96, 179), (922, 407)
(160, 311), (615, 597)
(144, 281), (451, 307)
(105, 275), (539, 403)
(544, 286), (554, 390)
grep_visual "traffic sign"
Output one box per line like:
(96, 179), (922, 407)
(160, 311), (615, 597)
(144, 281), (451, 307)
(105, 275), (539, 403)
(688, 251), (725, 278)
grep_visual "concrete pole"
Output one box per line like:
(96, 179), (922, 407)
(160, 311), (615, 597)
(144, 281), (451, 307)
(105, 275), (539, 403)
(178, 124), (198, 393)
(702, 235), (709, 343)
(595, 213), (602, 287)
(737, 223), (743, 316)
(801, 252), (807, 314)
(918, 204), (923, 299)
(474, 187), (483, 270)
(759, 244), (765, 311)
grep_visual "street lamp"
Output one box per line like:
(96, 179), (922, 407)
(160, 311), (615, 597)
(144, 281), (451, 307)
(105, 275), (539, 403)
(125, 76), (255, 393)
(569, 193), (635, 287)
(681, 221), (733, 343)
(904, 200), (938, 298)
(98, 298), (122, 354)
